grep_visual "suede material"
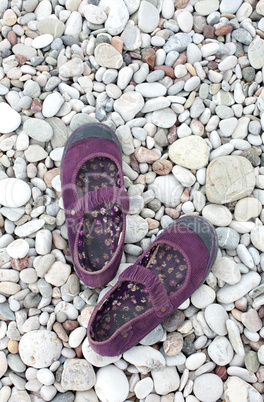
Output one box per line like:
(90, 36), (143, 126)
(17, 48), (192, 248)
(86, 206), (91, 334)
(87, 217), (218, 356)
(61, 134), (128, 288)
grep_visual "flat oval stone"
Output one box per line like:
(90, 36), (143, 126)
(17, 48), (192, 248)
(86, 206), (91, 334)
(23, 118), (53, 142)
(191, 284), (216, 309)
(83, 4), (107, 24)
(248, 37), (264, 69)
(42, 92), (64, 118)
(0, 178), (31, 208)
(149, 174), (184, 207)
(19, 330), (62, 368)
(169, 136), (209, 169)
(205, 304), (228, 336)
(251, 225), (264, 252)
(32, 34), (53, 49)
(6, 239), (29, 259)
(123, 346), (165, 374)
(234, 197), (262, 222)
(208, 336), (233, 365)
(82, 338), (120, 367)
(136, 83), (167, 98)
(202, 204), (232, 227)
(217, 271), (261, 304)
(195, 0), (219, 16)
(224, 376), (262, 402)
(212, 257), (241, 285)
(0, 103), (21, 133)
(206, 156), (255, 204)
(125, 215), (148, 243)
(226, 319), (245, 356)
(138, 1), (159, 33)
(114, 92), (144, 121)
(152, 108), (176, 128)
(94, 43), (123, 69)
(194, 373), (223, 402)
(95, 365), (129, 402)
(61, 358), (96, 391)
(38, 17), (65, 37)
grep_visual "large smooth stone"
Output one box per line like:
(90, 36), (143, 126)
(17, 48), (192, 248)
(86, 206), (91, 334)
(248, 37), (264, 69)
(216, 227), (240, 250)
(224, 376), (262, 402)
(193, 373), (224, 402)
(202, 204), (232, 227)
(208, 336), (233, 365)
(204, 304), (228, 336)
(195, 0), (219, 16)
(95, 365), (129, 402)
(82, 338), (120, 367)
(251, 225), (264, 252)
(114, 92), (144, 121)
(94, 43), (123, 69)
(23, 118), (53, 141)
(0, 103), (21, 133)
(19, 330), (62, 368)
(61, 359), (96, 391)
(212, 257), (241, 285)
(125, 215), (148, 243)
(123, 346), (165, 374)
(217, 271), (261, 304)
(0, 178), (31, 208)
(169, 136), (209, 169)
(234, 197), (262, 222)
(149, 174), (184, 207)
(138, 1), (159, 33)
(206, 156), (255, 204)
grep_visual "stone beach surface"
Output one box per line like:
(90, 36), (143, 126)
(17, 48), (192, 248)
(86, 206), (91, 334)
(2, 0), (264, 401)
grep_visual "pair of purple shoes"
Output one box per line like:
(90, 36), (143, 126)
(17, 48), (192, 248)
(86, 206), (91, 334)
(61, 124), (218, 357)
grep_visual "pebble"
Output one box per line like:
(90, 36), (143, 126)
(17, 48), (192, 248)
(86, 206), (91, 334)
(212, 257), (241, 285)
(217, 271), (261, 304)
(208, 336), (234, 365)
(23, 118), (53, 142)
(191, 285), (216, 309)
(151, 366), (180, 396)
(94, 43), (123, 69)
(224, 376), (262, 402)
(0, 179), (31, 208)
(95, 365), (129, 402)
(193, 374), (223, 402)
(61, 359), (96, 391)
(250, 225), (264, 252)
(6, 239), (29, 259)
(226, 319), (245, 356)
(149, 175), (183, 207)
(204, 304), (228, 336)
(138, 1), (159, 33)
(248, 37), (264, 69)
(19, 330), (62, 368)
(206, 156), (255, 204)
(169, 136), (209, 169)
(114, 92), (144, 121)
(45, 261), (71, 287)
(0, 103), (21, 133)
(202, 204), (232, 227)
(123, 346), (165, 374)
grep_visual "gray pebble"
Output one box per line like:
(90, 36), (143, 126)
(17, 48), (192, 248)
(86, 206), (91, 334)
(216, 227), (240, 250)
(23, 292), (41, 308)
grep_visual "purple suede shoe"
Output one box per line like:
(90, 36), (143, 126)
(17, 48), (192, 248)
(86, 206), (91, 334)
(61, 123), (129, 288)
(87, 216), (218, 356)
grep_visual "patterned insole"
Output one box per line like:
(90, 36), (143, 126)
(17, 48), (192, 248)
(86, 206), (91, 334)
(91, 244), (188, 341)
(76, 157), (122, 272)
